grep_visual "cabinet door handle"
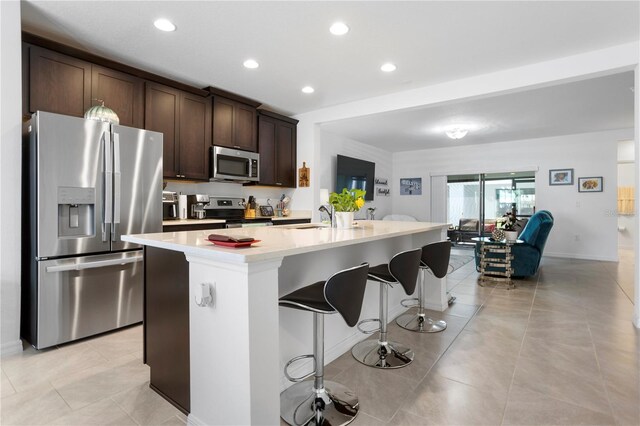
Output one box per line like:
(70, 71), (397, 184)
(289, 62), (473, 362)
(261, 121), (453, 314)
(233, 145), (241, 149)
(276, 182), (283, 186)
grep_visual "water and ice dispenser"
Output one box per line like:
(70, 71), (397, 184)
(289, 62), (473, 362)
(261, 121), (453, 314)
(57, 187), (96, 238)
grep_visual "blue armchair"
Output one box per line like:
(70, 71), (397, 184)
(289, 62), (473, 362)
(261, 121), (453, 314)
(475, 210), (554, 278)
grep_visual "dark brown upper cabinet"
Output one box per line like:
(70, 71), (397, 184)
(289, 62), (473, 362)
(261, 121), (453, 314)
(212, 96), (257, 152)
(27, 46), (145, 128)
(145, 82), (211, 180)
(258, 111), (298, 188)
(206, 87), (261, 153)
(28, 46), (92, 118)
(91, 66), (144, 128)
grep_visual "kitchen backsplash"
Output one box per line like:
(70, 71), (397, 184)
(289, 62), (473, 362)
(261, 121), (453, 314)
(164, 181), (296, 211)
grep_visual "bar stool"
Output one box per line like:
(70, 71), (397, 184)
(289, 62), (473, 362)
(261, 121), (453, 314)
(351, 248), (422, 369)
(396, 241), (452, 333)
(279, 263), (370, 426)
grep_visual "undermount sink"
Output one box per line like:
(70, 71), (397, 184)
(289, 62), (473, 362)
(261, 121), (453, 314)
(292, 224), (328, 230)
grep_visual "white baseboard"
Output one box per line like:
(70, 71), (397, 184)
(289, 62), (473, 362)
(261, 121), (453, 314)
(280, 304), (408, 391)
(0, 340), (22, 357)
(633, 312), (639, 329)
(543, 252), (618, 262)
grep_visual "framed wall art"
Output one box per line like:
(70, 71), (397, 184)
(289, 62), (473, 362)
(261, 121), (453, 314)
(578, 176), (603, 193)
(400, 177), (422, 195)
(549, 168), (574, 185)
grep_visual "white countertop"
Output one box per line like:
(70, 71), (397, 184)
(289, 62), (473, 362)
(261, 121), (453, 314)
(124, 220), (449, 263)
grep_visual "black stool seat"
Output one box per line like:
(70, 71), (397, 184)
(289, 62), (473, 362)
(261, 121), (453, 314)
(279, 263), (369, 426)
(367, 264), (394, 282)
(279, 281), (334, 314)
(396, 240), (452, 333)
(352, 248), (421, 369)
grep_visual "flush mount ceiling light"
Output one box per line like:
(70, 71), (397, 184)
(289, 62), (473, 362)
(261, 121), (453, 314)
(329, 22), (350, 35)
(380, 62), (397, 72)
(301, 86), (315, 94)
(154, 18), (176, 32)
(243, 59), (259, 69)
(444, 127), (469, 140)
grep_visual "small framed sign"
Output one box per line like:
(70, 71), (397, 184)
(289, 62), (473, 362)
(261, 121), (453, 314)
(578, 176), (603, 192)
(549, 168), (574, 185)
(259, 205), (274, 216)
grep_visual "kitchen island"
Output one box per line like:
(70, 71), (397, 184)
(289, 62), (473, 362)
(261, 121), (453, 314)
(123, 220), (448, 425)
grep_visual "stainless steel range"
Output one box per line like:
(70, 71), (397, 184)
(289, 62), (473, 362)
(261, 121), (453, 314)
(204, 196), (273, 228)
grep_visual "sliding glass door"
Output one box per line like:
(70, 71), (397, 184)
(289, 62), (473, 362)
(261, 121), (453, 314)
(447, 171), (536, 244)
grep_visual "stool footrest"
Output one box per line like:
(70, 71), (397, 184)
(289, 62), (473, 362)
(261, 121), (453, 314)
(400, 297), (420, 308)
(284, 354), (315, 382)
(356, 318), (381, 334)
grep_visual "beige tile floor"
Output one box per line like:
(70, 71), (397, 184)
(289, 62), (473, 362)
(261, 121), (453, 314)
(1, 251), (637, 425)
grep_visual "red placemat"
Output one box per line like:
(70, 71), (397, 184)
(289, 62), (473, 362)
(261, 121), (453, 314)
(206, 239), (261, 248)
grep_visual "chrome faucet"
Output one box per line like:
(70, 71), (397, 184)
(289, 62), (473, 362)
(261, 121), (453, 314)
(318, 205), (333, 227)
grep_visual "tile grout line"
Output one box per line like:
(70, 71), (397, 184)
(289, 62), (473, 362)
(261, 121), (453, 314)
(110, 394), (143, 426)
(585, 314), (618, 422)
(498, 270), (539, 426)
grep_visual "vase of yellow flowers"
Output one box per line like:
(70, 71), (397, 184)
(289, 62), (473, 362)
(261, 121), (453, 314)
(329, 188), (366, 229)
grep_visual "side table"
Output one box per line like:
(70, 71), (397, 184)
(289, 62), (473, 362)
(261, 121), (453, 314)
(472, 237), (523, 289)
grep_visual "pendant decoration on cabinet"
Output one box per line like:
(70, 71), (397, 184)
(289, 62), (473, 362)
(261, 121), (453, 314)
(84, 99), (120, 124)
(298, 161), (310, 187)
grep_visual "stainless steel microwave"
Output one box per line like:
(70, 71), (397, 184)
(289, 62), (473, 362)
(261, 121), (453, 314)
(210, 146), (260, 183)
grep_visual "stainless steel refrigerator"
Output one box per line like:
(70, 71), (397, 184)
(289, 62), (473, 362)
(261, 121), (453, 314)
(22, 111), (163, 349)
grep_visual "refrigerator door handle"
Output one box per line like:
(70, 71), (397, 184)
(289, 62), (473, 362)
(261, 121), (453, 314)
(103, 131), (113, 242)
(112, 132), (121, 241)
(45, 254), (143, 273)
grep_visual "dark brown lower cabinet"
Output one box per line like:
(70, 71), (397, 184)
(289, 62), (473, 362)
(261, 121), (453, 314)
(144, 247), (190, 414)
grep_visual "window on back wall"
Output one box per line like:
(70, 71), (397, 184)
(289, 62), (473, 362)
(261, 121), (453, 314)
(618, 186), (635, 215)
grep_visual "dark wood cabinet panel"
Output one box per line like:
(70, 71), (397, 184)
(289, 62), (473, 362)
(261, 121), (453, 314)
(276, 122), (296, 188)
(145, 83), (180, 179)
(29, 46), (91, 117)
(91, 66), (144, 128)
(179, 94), (211, 180)
(163, 222), (225, 232)
(234, 103), (257, 151)
(257, 113), (297, 187)
(212, 97), (234, 148)
(146, 82), (211, 180)
(144, 247), (190, 414)
(258, 117), (277, 185)
(213, 96), (257, 152)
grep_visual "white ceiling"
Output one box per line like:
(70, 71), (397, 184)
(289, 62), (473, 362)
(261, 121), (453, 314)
(320, 71), (636, 151)
(21, 1), (639, 117)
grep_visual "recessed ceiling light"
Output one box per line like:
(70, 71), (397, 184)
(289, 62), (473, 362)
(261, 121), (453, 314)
(329, 22), (349, 36)
(301, 86), (315, 94)
(380, 63), (397, 72)
(243, 59), (259, 69)
(154, 18), (176, 32)
(445, 127), (469, 140)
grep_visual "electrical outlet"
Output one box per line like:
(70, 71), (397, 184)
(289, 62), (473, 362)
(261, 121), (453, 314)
(574, 234), (580, 242)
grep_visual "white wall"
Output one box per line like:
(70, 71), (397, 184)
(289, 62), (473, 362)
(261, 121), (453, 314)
(317, 130), (393, 220)
(1, 0), (24, 356)
(392, 129), (631, 261)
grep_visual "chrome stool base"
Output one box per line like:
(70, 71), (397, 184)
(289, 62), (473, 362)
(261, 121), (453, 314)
(351, 339), (414, 369)
(280, 380), (359, 426)
(396, 311), (447, 333)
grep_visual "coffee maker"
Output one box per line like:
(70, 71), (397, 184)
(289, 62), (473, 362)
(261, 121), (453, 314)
(187, 194), (209, 219)
(162, 191), (179, 220)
